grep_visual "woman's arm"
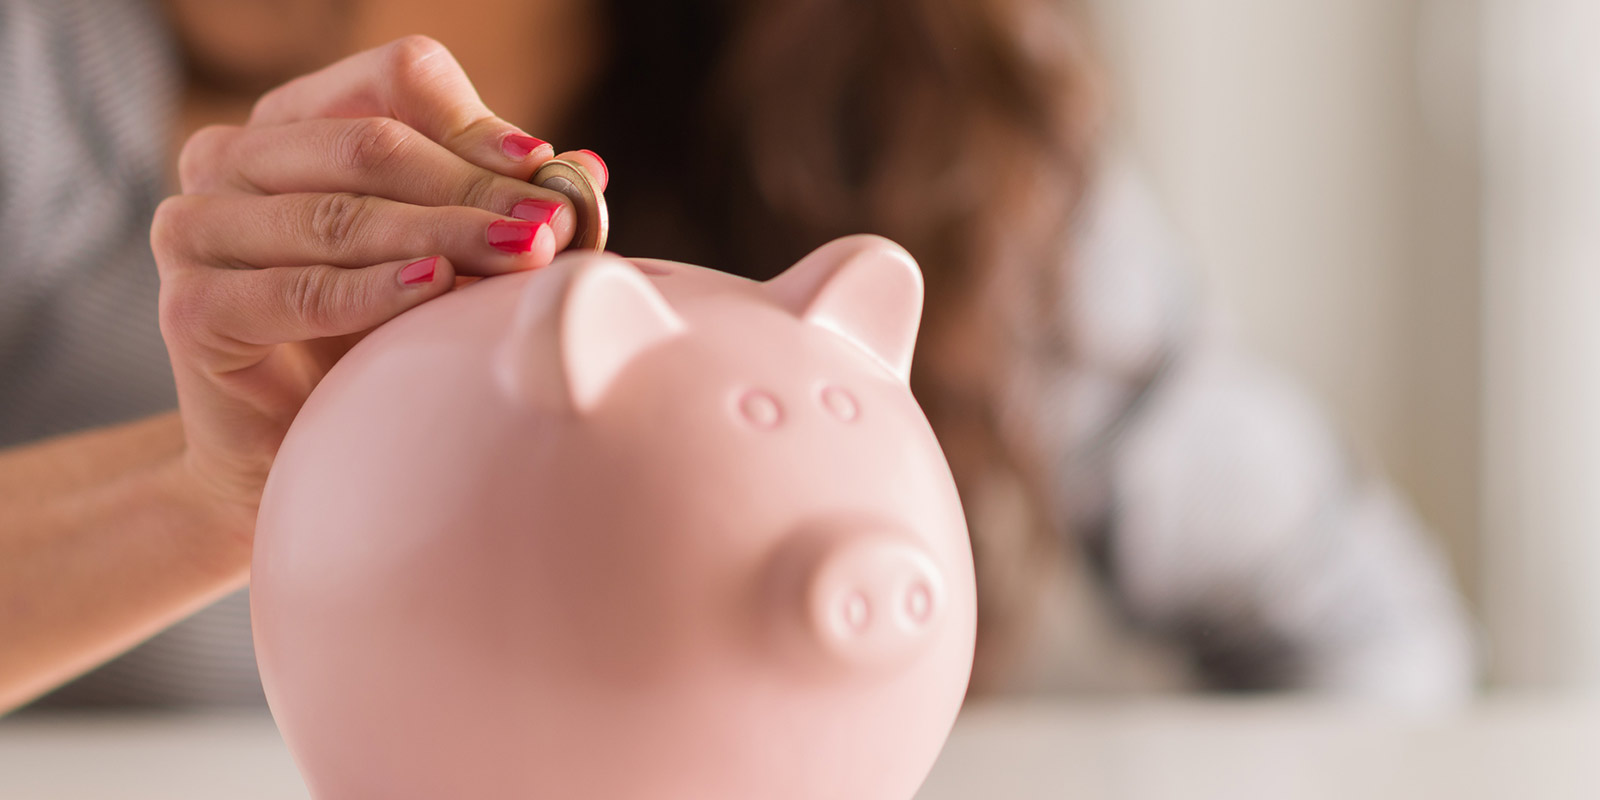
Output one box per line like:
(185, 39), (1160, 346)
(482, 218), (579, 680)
(0, 412), (249, 712)
(0, 36), (608, 712)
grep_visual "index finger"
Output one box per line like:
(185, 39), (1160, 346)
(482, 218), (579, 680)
(249, 35), (552, 179)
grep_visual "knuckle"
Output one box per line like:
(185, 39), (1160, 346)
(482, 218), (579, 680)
(149, 195), (198, 265)
(286, 266), (344, 335)
(305, 192), (375, 251)
(385, 35), (453, 89)
(176, 125), (237, 191)
(157, 276), (210, 347)
(248, 82), (292, 125)
(456, 170), (504, 211)
(333, 116), (413, 173)
(390, 33), (448, 60)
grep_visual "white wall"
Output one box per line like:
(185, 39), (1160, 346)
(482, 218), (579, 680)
(1091, 0), (1600, 690)
(1084, 1), (1484, 610)
(1481, 0), (1600, 690)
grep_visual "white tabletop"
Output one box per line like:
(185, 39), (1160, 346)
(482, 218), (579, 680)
(2, 695), (1597, 799)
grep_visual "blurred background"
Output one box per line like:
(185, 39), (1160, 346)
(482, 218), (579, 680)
(4, 0), (1600, 797)
(1092, 0), (1598, 693)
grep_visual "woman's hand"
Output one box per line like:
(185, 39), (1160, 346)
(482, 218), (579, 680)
(153, 35), (608, 539)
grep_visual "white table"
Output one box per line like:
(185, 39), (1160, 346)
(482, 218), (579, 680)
(2, 696), (1597, 799)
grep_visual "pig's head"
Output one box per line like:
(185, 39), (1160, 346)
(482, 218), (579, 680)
(252, 235), (977, 800)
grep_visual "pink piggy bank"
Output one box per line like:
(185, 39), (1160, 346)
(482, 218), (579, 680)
(251, 234), (978, 799)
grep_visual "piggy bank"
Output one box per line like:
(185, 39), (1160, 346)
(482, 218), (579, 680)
(251, 235), (977, 799)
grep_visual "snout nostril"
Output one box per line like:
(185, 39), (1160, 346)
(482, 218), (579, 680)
(794, 532), (945, 664)
(841, 591), (872, 633)
(904, 581), (933, 625)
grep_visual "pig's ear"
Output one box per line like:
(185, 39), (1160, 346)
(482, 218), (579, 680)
(497, 255), (684, 412)
(766, 235), (925, 383)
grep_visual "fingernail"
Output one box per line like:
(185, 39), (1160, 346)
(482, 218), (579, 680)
(488, 219), (541, 253)
(577, 149), (608, 184)
(399, 256), (438, 286)
(509, 198), (564, 226)
(532, 222), (557, 265)
(501, 132), (548, 160)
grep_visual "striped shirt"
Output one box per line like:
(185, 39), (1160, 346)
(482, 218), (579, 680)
(0, 0), (262, 707)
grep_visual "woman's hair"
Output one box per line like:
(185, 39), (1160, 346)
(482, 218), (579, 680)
(564, 0), (1104, 688)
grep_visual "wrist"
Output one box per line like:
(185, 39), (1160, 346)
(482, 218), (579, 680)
(156, 451), (258, 576)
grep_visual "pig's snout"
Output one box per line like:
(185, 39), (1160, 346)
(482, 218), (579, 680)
(797, 533), (946, 668)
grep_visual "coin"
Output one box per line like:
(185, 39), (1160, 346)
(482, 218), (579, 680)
(530, 158), (609, 253)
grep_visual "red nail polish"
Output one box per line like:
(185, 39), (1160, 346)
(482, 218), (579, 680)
(577, 149), (608, 184)
(399, 256), (438, 286)
(488, 219), (541, 253)
(501, 132), (548, 160)
(509, 198), (564, 226)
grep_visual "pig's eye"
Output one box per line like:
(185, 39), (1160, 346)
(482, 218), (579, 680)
(818, 384), (859, 422)
(737, 389), (784, 430)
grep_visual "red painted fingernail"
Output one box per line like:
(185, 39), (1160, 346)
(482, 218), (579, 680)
(501, 132), (548, 160)
(488, 219), (541, 253)
(399, 256), (438, 286)
(509, 198), (564, 226)
(577, 149), (607, 184)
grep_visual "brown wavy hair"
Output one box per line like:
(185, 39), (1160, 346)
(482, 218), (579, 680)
(563, 0), (1105, 689)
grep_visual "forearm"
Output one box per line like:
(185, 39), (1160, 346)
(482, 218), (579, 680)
(0, 413), (251, 712)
